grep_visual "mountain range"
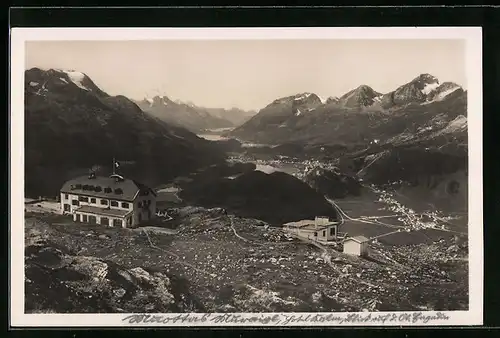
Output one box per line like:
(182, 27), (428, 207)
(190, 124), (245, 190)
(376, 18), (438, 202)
(229, 73), (466, 148)
(24, 68), (225, 198)
(134, 96), (256, 133)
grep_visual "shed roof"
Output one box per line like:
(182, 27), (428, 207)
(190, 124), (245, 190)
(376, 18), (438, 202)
(345, 235), (370, 243)
(60, 175), (155, 201)
(285, 219), (339, 228)
(75, 205), (132, 218)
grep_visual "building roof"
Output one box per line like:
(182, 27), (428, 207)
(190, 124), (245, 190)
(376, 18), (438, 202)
(345, 235), (370, 243)
(75, 205), (132, 218)
(285, 220), (338, 231)
(60, 175), (155, 201)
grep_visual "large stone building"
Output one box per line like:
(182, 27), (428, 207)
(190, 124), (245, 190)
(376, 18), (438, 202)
(59, 173), (156, 228)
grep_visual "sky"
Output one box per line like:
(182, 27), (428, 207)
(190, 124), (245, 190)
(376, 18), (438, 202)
(25, 39), (466, 111)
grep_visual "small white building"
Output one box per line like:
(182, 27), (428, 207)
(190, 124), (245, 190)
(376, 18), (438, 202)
(284, 216), (341, 242)
(343, 236), (370, 257)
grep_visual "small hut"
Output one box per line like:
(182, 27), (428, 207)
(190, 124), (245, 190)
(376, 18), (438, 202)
(343, 236), (369, 257)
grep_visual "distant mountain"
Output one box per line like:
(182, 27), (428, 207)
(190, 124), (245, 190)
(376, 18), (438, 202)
(380, 73), (441, 108)
(24, 68), (224, 198)
(426, 82), (465, 102)
(203, 107), (257, 126)
(134, 96), (233, 133)
(325, 96), (340, 104)
(229, 92), (323, 142)
(230, 74), (467, 148)
(134, 96), (256, 132)
(338, 85), (382, 108)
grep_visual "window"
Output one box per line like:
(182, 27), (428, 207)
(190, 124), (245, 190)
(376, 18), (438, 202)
(64, 194), (68, 199)
(101, 217), (109, 226)
(90, 198), (96, 204)
(71, 200), (79, 206)
(121, 202), (129, 209)
(100, 199), (108, 205)
(78, 196), (89, 202)
(81, 214), (88, 223)
(113, 219), (123, 227)
(104, 187), (112, 193)
(314, 232), (317, 237)
(110, 200), (119, 207)
(138, 201), (142, 208)
(322, 230), (326, 237)
(94, 186), (102, 192)
(114, 188), (123, 195)
(64, 204), (70, 212)
(330, 227), (335, 236)
(75, 184), (82, 189)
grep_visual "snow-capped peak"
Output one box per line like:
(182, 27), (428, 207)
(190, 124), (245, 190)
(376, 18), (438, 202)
(294, 92), (312, 101)
(421, 82), (440, 95)
(60, 70), (90, 91)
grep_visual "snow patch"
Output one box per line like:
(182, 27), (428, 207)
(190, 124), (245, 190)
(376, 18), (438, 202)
(294, 93), (312, 101)
(63, 70), (90, 91)
(29, 81), (39, 87)
(295, 109), (302, 116)
(59, 77), (68, 84)
(421, 82), (440, 95)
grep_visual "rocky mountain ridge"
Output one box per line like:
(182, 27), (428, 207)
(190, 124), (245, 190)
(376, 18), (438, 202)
(135, 95), (256, 132)
(24, 68), (225, 198)
(229, 73), (467, 147)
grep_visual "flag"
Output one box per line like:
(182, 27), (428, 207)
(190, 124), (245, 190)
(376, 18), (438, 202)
(114, 160), (120, 169)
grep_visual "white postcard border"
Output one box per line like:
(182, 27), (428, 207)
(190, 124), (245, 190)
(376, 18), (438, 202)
(9, 27), (483, 327)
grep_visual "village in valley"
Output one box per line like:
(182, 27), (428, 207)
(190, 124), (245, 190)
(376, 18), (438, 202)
(24, 155), (468, 313)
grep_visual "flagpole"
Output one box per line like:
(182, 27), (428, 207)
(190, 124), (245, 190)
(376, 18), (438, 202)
(113, 156), (115, 175)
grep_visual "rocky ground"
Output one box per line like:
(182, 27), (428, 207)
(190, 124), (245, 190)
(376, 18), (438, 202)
(25, 205), (468, 314)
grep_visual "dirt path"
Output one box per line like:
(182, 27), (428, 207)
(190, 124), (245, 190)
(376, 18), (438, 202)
(229, 216), (251, 243)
